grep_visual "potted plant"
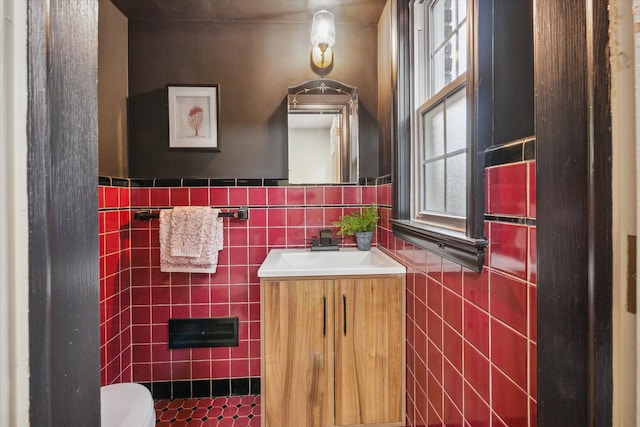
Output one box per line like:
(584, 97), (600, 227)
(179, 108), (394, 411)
(332, 204), (379, 251)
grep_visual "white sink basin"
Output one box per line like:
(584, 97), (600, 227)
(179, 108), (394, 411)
(257, 247), (406, 277)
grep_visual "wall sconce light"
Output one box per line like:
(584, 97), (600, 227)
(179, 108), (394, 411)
(310, 10), (335, 69)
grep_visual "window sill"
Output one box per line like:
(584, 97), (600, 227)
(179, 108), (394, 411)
(390, 219), (487, 272)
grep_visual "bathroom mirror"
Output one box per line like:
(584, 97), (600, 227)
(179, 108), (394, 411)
(287, 79), (358, 184)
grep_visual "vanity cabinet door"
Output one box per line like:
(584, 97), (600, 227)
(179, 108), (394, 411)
(262, 279), (334, 427)
(334, 277), (404, 426)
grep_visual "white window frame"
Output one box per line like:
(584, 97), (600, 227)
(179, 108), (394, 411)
(413, 0), (468, 233)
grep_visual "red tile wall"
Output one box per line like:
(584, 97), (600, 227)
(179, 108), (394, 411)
(99, 182), (385, 388)
(99, 158), (535, 425)
(99, 185), (133, 386)
(380, 160), (537, 427)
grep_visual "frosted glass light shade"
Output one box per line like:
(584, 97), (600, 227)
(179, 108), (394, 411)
(310, 10), (336, 48)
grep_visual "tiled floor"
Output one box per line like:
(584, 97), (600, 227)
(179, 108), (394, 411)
(154, 395), (261, 427)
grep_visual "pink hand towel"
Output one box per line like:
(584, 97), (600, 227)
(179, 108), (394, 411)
(159, 207), (223, 273)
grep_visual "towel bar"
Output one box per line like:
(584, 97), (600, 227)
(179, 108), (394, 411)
(134, 207), (249, 221)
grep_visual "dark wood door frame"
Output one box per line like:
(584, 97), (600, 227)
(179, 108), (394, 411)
(27, 0), (101, 425)
(26, 0), (613, 425)
(536, 0), (612, 425)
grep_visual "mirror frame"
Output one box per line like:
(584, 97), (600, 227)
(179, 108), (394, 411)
(287, 79), (358, 183)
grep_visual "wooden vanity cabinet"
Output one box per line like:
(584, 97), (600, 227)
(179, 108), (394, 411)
(261, 275), (405, 427)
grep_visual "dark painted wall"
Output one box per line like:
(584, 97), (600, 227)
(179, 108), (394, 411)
(377, 2), (393, 177)
(492, 0), (534, 145)
(98, 0), (129, 177)
(127, 20), (380, 179)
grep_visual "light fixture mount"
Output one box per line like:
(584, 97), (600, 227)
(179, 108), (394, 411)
(311, 46), (333, 69)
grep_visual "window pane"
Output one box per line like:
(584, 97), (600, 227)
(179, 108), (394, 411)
(430, 0), (450, 51)
(446, 153), (466, 216)
(423, 159), (445, 212)
(422, 104), (445, 159)
(457, 23), (467, 75)
(429, 0), (467, 96)
(457, 0), (467, 24)
(431, 47), (452, 94)
(445, 88), (466, 153)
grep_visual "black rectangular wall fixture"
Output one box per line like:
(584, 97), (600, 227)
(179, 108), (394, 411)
(169, 317), (239, 349)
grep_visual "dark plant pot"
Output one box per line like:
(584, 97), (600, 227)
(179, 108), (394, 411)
(355, 231), (373, 251)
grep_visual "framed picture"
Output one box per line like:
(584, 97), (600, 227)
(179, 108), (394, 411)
(167, 84), (220, 150)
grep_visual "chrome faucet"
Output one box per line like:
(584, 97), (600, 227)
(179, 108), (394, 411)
(309, 229), (340, 251)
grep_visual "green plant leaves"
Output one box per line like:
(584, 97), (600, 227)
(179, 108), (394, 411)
(332, 204), (379, 236)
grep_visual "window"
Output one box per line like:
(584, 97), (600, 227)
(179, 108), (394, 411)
(391, 0), (487, 271)
(415, 0), (467, 232)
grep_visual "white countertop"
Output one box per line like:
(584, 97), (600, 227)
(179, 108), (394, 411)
(257, 247), (406, 278)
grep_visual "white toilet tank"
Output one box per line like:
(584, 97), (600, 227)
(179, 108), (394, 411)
(101, 383), (155, 427)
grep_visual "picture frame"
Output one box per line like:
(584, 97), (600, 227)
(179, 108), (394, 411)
(167, 84), (220, 150)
